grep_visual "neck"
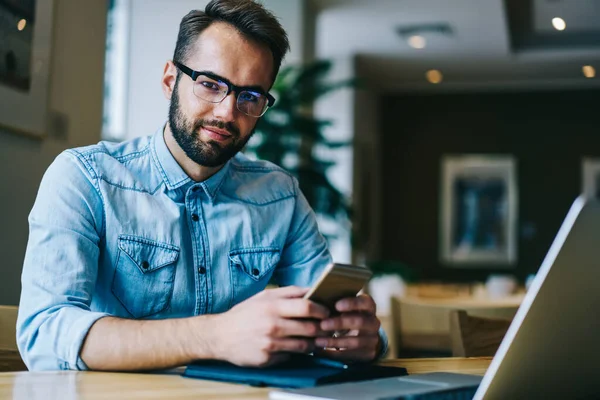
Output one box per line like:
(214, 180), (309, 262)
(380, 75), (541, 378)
(163, 124), (223, 182)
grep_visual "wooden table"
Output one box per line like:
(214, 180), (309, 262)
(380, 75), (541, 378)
(0, 357), (491, 399)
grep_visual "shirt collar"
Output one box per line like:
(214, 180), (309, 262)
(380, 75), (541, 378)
(151, 124), (230, 201)
(152, 125), (191, 190)
(200, 160), (230, 200)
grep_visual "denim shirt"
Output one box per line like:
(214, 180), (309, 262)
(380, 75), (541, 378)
(17, 127), (387, 370)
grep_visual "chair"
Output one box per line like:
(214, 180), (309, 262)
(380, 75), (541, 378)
(450, 310), (513, 357)
(390, 296), (520, 358)
(0, 305), (27, 371)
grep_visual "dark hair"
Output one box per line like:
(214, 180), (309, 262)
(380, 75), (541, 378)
(173, 0), (290, 82)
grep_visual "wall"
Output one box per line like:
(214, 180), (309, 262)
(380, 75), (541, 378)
(312, 57), (355, 263)
(379, 89), (600, 283)
(0, 0), (107, 305)
(125, 0), (306, 140)
(352, 88), (382, 263)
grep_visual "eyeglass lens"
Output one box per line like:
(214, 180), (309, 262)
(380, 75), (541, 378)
(193, 75), (268, 117)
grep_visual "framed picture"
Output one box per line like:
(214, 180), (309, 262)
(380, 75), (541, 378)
(581, 158), (600, 199)
(440, 155), (518, 266)
(0, 0), (55, 137)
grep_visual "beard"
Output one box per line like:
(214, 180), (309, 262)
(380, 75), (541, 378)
(168, 80), (254, 168)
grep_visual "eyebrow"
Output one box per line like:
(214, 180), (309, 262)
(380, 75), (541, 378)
(198, 70), (268, 95)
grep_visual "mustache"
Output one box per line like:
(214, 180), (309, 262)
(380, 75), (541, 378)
(193, 119), (240, 138)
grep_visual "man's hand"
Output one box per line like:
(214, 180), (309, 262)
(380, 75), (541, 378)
(211, 286), (330, 367)
(313, 294), (381, 362)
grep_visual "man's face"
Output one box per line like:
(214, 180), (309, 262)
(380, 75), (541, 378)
(168, 22), (274, 167)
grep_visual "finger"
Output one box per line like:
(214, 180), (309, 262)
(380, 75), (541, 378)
(276, 298), (330, 320)
(313, 347), (378, 363)
(314, 334), (379, 352)
(264, 338), (315, 354)
(335, 294), (377, 314)
(265, 285), (310, 298)
(321, 313), (380, 332)
(336, 329), (359, 337)
(261, 353), (291, 367)
(270, 318), (324, 338)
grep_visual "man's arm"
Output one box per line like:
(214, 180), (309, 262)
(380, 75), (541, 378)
(275, 178), (389, 361)
(80, 316), (217, 370)
(81, 286), (330, 370)
(18, 151), (109, 370)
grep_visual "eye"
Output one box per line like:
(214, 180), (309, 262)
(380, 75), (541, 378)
(198, 79), (222, 92)
(239, 91), (261, 103)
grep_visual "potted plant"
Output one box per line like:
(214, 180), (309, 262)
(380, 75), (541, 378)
(248, 60), (355, 238)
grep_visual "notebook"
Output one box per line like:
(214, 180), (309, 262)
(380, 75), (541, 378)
(182, 354), (407, 388)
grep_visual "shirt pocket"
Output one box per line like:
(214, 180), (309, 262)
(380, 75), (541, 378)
(228, 247), (280, 307)
(111, 235), (180, 319)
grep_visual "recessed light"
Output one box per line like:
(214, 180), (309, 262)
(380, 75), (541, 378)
(552, 17), (566, 31)
(583, 65), (596, 79)
(426, 69), (443, 84)
(17, 19), (26, 31)
(408, 35), (426, 49)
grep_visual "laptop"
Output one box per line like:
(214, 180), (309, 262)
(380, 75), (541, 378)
(270, 196), (600, 399)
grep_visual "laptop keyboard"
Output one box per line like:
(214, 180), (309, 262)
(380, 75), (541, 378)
(380, 385), (479, 400)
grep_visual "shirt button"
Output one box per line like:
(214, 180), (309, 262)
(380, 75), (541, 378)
(191, 214), (199, 221)
(252, 268), (260, 276)
(141, 261), (149, 269)
(192, 186), (200, 192)
(198, 267), (206, 274)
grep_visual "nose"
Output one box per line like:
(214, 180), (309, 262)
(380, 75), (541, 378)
(212, 92), (237, 122)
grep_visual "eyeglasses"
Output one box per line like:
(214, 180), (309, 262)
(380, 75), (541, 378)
(173, 61), (275, 118)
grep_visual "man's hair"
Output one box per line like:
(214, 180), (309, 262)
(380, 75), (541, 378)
(173, 0), (290, 82)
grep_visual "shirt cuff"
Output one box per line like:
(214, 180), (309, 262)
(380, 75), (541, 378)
(65, 310), (111, 370)
(376, 326), (389, 360)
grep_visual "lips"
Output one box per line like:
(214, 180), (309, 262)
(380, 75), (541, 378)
(201, 126), (232, 142)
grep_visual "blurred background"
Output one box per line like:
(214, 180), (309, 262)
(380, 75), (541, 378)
(1, 0), (600, 347)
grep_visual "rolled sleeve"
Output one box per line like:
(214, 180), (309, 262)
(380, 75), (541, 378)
(22, 307), (110, 371)
(69, 309), (110, 370)
(17, 151), (106, 370)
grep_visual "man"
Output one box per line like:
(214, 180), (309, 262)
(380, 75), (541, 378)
(17, 0), (386, 371)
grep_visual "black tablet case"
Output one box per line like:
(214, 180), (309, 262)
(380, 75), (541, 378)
(183, 355), (408, 388)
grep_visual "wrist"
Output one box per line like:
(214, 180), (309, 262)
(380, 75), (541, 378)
(187, 314), (223, 361)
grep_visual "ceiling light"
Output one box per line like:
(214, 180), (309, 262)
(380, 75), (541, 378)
(583, 65), (596, 79)
(426, 70), (443, 84)
(552, 17), (566, 31)
(408, 35), (426, 49)
(17, 19), (26, 31)
(396, 23), (454, 49)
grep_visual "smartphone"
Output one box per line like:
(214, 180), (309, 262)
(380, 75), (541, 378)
(303, 263), (373, 312)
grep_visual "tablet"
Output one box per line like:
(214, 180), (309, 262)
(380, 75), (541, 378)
(303, 263), (373, 312)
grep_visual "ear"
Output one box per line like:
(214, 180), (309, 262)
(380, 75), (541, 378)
(162, 60), (177, 100)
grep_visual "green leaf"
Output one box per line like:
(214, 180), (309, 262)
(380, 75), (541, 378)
(252, 59), (357, 239)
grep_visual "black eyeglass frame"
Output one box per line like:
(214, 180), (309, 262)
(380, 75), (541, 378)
(173, 61), (276, 115)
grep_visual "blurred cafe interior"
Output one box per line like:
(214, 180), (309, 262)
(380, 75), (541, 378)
(1, 0), (600, 365)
